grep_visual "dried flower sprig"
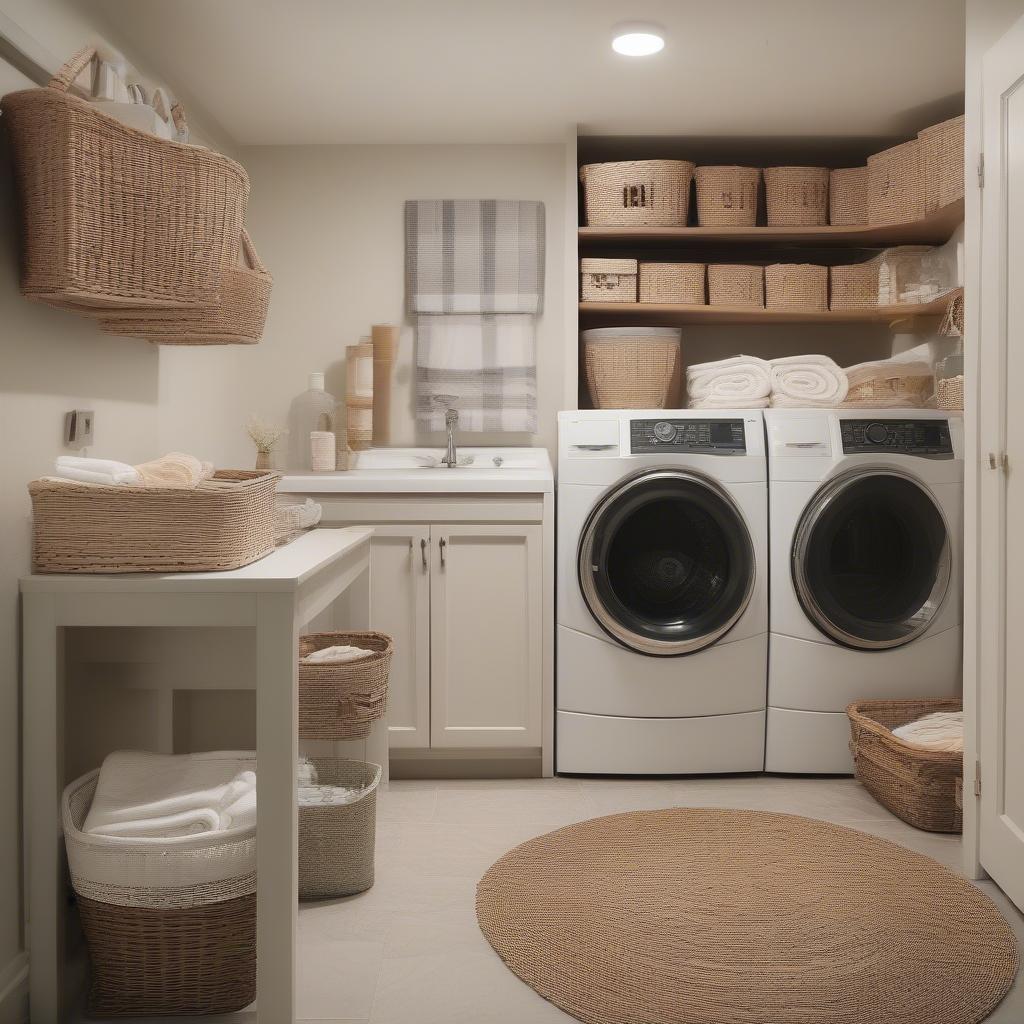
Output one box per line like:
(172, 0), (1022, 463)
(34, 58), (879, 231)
(245, 416), (286, 454)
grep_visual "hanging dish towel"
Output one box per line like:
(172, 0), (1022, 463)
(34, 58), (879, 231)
(416, 314), (537, 432)
(405, 199), (545, 314)
(769, 354), (849, 408)
(687, 355), (772, 409)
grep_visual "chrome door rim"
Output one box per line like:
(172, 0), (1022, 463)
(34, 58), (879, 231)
(578, 468), (756, 656)
(791, 467), (951, 650)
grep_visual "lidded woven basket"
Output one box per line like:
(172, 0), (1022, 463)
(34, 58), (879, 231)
(763, 166), (828, 225)
(707, 264), (764, 308)
(580, 159), (694, 227)
(694, 166), (760, 226)
(764, 264), (827, 311)
(582, 327), (681, 409)
(580, 258), (637, 302)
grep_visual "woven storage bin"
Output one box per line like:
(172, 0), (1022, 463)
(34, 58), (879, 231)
(763, 166), (828, 225)
(579, 159), (694, 227)
(638, 262), (705, 304)
(299, 758), (381, 899)
(0, 47), (249, 311)
(707, 264), (764, 308)
(829, 167), (868, 225)
(868, 139), (924, 226)
(843, 370), (935, 409)
(582, 327), (680, 409)
(63, 766), (256, 1017)
(936, 374), (964, 410)
(299, 631), (393, 739)
(830, 256), (882, 310)
(764, 263), (827, 311)
(694, 166), (760, 226)
(98, 230), (272, 345)
(919, 115), (965, 213)
(580, 258), (637, 302)
(29, 470), (278, 573)
(847, 699), (963, 833)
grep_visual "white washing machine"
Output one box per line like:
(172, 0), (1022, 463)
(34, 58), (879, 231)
(557, 409), (768, 775)
(764, 408), (963, 774)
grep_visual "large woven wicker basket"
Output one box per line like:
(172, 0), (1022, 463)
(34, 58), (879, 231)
(299, 631), (393, 739)
(98, 229), (272, 345)
(582, 327), (680, 409)
(300, 758), (381, 900)
(847, 699), (963, 833)
(868, 139), (925, 226)
(693, 166), (760, 226)
(764, 263), (827, 311)
(763, 166), (828, 225)
(0, 47), (249, 311)
(63, 767), (257, 1017)
(579, 159), (694, 227)
(29, 470), (278, 573)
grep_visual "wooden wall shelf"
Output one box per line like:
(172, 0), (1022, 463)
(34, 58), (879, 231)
(578, 199), (963, 248)
(578, 290), (960, 326)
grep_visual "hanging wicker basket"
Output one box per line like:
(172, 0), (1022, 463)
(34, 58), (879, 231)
(0, 46), (249, 311)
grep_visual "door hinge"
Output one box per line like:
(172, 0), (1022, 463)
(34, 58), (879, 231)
(988, 451), (1009, 472)
(978, 153), (985, 189)
(974, 760), (982, 797)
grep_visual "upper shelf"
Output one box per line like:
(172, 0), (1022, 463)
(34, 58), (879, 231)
(578, 199), (964, 248)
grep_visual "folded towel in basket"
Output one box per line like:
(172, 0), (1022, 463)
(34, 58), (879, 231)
(134, 452), (215, 489)
(302, 645), (374, 665)
(687, 355), (771, 409)
(892, 711), (964, 752)
(83, 750), (257, 838)
(769, 354), (849, 408)
(53, 456), (141, 487)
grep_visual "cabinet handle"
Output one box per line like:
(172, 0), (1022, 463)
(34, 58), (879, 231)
(420, 537), (428, 570)
(439, 537), (447, 566)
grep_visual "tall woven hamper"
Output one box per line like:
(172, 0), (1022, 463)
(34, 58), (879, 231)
(299, 632), (393, 739)
(693, 166), (760, 226)
(582, 327), (681, 409)
(847, 699), (963, 833)
(579, 160), (694, 226)
(299, 759), (382, 899)
(62, 766), (257, 1017)
(763, 167), (828, 225)
(0, 46), (249, 311)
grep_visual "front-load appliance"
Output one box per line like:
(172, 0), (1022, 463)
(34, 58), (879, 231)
(764, 408), (963, 774)
(557, 409), (768, 775)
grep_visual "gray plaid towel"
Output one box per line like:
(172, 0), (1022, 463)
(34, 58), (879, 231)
(406, 199), (545, 314)
(416, 314), (537, 433)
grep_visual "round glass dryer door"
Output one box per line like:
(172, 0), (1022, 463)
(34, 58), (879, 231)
(578, 469), (756, 657)
(792, 469), (951, 650)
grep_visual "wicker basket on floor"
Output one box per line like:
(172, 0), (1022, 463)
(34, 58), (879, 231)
(764, 264), (827, 311)
(694, 166), (760, 226)
(579, 159), (694, 226)
(300, 758), (382, 899)
(299, 631), (393, 739)
(830, 167), (868, 225)
(29, 470), (278, 573)
(63, 767), (257, 1017)
(868, 139), (925, 226)
(919, 115), (965, 213)
(707, 264), (764, 308)
(830, 256), (882, 310)
(638, 262), (705, 304)
(97, 230), (272, 345)
(582, 327), (681, 409)
(580, 258), (637, 302)
(847, 699), (963, 833)
(0, 46), (248, 311)
(763, 166), (828, 225)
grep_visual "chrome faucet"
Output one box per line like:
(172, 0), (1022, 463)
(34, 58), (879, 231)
(441, 407), (459, 468)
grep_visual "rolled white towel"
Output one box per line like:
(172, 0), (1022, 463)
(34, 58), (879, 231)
(301, 645), (374, 665)
(686, 355), (771, 409)
(770, 354), (849, 408)
(54, 456), (141, 486)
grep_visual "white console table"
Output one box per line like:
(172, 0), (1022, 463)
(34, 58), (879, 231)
(20, 527), (375, 1024)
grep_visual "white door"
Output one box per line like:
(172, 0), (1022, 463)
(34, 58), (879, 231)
(368, 525), (431, 748)
(979, 12), (1024, 911)
(430, 525), (543, 749)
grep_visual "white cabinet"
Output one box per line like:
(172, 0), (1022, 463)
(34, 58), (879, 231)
(429, 525), (543, 749)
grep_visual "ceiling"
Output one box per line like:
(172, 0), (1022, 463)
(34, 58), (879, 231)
(85, 0), (965, 147)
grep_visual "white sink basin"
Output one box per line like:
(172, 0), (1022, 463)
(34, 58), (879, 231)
(277, 447), (553, 494)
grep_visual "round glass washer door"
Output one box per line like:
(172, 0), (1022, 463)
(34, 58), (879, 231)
(792, 468), (951, 650)
(578, 469), (756, 657)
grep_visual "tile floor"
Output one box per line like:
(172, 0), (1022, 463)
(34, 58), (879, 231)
(74, 775), (1024, 1024)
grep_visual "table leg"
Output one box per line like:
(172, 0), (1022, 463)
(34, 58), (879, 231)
(255, 594), (299, 1024)
(22, 593), (64, 1022)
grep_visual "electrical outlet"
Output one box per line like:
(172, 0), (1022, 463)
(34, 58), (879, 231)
(64, 409), (95, 448)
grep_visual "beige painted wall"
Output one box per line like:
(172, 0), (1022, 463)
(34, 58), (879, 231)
(158, 143), (569, 467)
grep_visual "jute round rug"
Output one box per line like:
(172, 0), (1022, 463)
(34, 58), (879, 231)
(476, 809), (1019, 1024)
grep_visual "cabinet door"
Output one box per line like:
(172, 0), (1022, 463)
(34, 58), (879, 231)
(430, 525), (543, 749)
(368, 525), (431, 749)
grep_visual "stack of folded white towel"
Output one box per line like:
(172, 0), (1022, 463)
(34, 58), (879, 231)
(687, 354), (848, 409)
(53, 452), (215, 488)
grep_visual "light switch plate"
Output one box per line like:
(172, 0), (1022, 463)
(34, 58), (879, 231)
(64, 409), (95, 447)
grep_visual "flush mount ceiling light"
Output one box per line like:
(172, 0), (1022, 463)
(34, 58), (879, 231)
(611, 22), (666, 57)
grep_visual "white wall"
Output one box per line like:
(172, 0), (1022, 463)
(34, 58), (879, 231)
(158, 143), (569, 467)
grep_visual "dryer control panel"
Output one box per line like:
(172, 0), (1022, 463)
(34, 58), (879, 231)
(630, 418), (746, 454)
(840, 418), (953, 456)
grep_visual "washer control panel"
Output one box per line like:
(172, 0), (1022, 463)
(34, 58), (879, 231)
(840, 418), (953, 456)
(631, 418), (746, 454)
